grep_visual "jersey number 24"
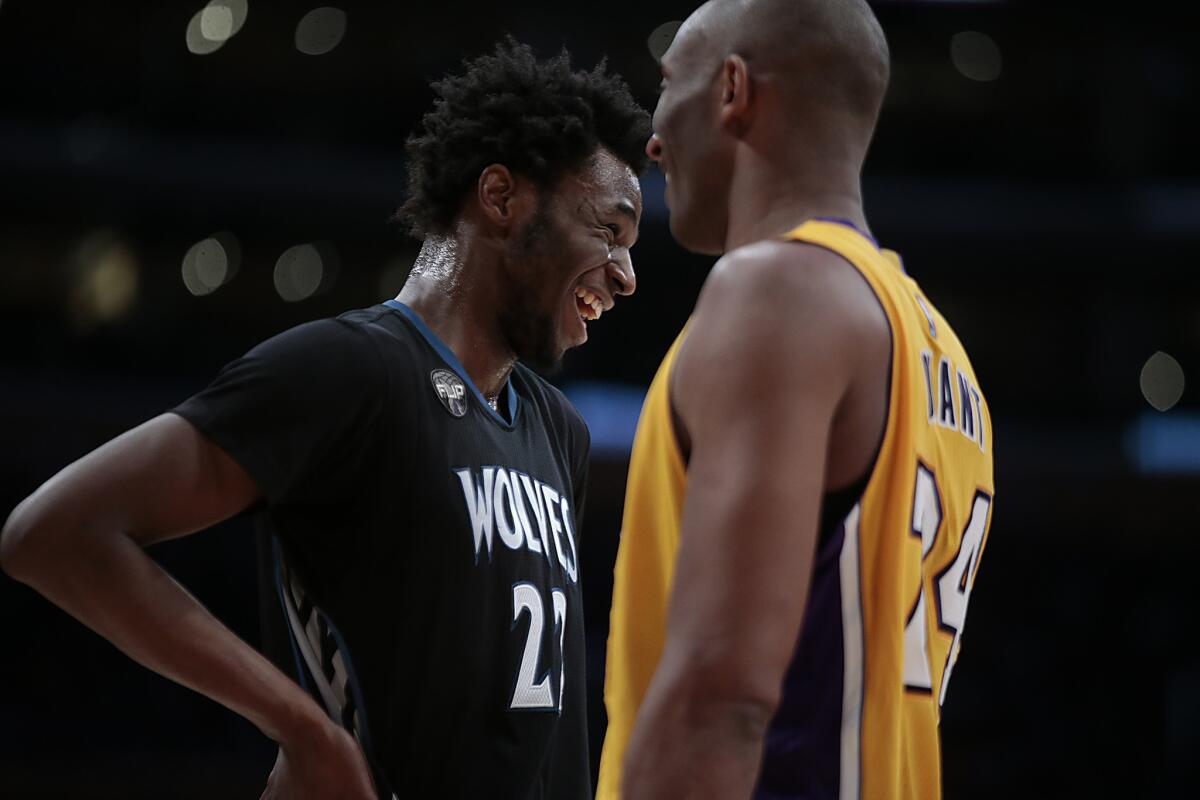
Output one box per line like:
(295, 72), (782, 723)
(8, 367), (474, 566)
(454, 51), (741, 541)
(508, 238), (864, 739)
(902, 462), (992, 705)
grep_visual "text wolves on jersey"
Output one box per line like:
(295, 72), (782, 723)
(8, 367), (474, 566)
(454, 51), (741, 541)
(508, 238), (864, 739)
(454, 467), (579, 584)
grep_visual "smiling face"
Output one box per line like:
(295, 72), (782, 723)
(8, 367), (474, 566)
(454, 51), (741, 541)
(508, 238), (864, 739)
(498, 146), (642, 370)
(647, 13), (737, 255)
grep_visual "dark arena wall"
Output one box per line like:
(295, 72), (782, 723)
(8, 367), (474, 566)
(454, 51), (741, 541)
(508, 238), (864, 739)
(1, 1), (1197, 797)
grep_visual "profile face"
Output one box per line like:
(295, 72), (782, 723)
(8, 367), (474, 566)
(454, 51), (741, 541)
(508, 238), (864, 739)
(647, 17), (731, 256)
(500, 147), (642, 370)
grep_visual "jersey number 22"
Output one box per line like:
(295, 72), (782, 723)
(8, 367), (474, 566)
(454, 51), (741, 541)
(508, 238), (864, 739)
(509, 583), (567, 711)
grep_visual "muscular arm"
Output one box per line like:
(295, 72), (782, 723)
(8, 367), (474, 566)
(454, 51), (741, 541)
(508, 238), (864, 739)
(622, 242), (886, 799)
(0, 413), (369, 793)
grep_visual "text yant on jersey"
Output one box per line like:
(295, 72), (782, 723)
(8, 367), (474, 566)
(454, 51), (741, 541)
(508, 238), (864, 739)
(920, 349), (985, 453)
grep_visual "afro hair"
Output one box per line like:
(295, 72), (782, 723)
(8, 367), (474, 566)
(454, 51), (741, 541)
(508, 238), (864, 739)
(396, 37), (652, 239)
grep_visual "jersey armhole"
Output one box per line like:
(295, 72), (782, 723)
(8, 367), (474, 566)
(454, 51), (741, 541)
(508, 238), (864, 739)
(780, 237), (897, 504)
(664, 323), (695, 472)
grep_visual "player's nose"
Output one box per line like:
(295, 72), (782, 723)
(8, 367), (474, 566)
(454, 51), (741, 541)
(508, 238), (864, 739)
(608, 248), (636, 298)
(646, 134), (663, 163)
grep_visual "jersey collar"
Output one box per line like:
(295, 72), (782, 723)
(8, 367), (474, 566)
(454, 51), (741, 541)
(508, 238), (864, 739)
(384, 299), (520, 428)
(807, 217), (907, 274)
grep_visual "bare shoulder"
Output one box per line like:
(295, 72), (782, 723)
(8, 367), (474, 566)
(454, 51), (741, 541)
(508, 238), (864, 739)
(700, 236), (888, 331)
(670, 235), (891, 456)
(687, 238), (889, 366)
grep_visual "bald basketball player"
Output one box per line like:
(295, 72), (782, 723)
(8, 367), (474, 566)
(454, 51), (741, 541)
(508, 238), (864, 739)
(598, 1), (995, 799)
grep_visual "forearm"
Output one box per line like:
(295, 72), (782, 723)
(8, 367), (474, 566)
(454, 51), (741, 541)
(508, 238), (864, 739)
(3, 504), (322, 745)
(624, 670), (774, 799)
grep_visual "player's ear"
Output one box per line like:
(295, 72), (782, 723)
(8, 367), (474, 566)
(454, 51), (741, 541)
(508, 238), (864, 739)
(719, 54), (753, 136)
(477, 164), (534, 230)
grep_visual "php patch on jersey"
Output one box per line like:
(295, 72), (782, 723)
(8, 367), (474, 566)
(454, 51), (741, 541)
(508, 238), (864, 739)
(431, 368), (468, 417)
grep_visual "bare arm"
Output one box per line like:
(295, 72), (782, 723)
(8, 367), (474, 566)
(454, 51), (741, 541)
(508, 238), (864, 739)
(622, 243), (885, 799)
(0, 413), (375, 798)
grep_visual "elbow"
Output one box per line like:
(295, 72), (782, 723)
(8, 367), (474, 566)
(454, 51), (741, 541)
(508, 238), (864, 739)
(685, 688), (778, 745)
(662, 654), (782, 745)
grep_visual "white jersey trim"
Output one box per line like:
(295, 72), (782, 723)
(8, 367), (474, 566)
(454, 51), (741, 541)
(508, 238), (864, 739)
(839, 503), (865, 800)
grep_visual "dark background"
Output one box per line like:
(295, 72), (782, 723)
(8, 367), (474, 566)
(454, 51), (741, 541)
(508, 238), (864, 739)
(2, 0), (1198, 797)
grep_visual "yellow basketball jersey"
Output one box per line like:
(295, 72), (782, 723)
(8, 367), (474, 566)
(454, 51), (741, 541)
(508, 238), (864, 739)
(597, 219), (995, 800)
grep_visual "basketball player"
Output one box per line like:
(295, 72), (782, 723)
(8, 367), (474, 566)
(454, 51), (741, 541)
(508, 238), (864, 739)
(0, 40), (648, 799)
(598, 1), (995, 798)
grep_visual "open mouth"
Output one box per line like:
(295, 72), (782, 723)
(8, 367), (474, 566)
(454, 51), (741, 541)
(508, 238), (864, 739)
(574, 286), (604, 322)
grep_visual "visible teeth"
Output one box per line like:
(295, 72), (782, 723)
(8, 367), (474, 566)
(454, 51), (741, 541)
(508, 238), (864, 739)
(576, 287), (604, 322)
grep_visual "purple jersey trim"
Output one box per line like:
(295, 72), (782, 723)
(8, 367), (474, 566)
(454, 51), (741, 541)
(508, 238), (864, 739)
(754, 519), (847, 799)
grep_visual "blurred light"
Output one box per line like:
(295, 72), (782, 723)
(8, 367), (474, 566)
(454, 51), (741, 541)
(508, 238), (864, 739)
(1126, 413), (1200, 475)
(202, 0), (248, 40)
(312, 240), (341, 289)
(69, 231), (139, 328)
(186, 10), (225, 54)
(950, 31), (1002, 82)
(295, 7), (346, 56)
(274, 243), (325, 302)
(1140, 351), (1185, 412)
(212, 230), (242, 278)
(182, 231), (240, 296)
(187, 1), (248, 53)
(647, 21), (683, 63)
(200, 5), (233, 41)
(181, 239), (224, 296)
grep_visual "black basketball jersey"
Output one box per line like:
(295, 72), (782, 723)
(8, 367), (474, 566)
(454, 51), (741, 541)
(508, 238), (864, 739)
(173, 300), (591, 799)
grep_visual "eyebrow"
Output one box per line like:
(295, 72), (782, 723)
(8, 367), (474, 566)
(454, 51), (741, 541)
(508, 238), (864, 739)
(609, 200), (639, 224)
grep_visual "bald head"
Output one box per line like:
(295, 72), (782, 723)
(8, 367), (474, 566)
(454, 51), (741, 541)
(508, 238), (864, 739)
(648, 0), (890, 252)
(687, 0), (890, 136)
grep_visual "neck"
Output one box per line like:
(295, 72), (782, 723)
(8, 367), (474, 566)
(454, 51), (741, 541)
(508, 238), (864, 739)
(721, 138), (869, 252)
(395, 231), (516, 401)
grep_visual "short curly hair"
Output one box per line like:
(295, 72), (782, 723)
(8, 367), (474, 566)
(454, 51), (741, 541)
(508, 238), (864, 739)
(396, 37), (653, 239)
